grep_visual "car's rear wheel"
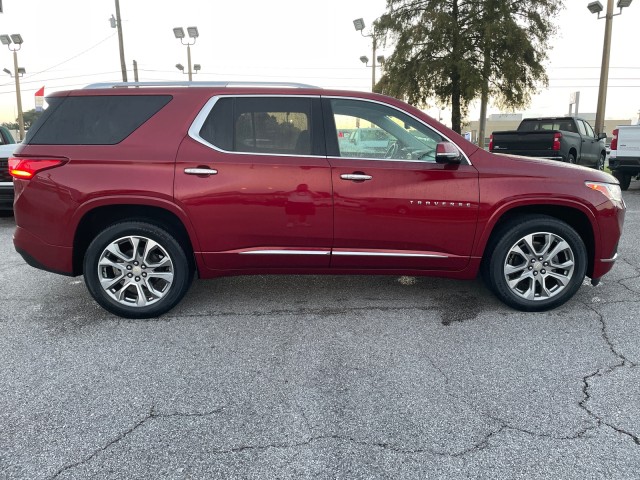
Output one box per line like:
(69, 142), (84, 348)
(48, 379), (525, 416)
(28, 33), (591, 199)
(483, 215), (587, 311)
(567, 153), (576, 164)
(83, 221), (193, 318)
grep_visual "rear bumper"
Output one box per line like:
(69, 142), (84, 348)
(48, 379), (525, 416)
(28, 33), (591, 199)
(609, 156), (640, 174)
(13, 225), (74, 276)
(0, 183), (13, 212)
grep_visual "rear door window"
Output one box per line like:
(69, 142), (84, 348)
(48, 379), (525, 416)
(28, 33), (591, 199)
(197, 96), (323, 156)
(26, 95), (172, 145)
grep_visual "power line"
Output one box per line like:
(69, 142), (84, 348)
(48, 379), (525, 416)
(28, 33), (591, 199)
(549, 66), (640, 69)
(0, 33), (118, 88)
(5, 71), (122, 87)
(28, 33), (117, 78)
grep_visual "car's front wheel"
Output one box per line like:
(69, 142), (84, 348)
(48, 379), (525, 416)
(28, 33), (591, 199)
(83, 221), (193, 318)
(483, 215), (587, 311)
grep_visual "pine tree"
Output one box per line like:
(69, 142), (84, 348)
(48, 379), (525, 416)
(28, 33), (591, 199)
(376, 0), (562, 134)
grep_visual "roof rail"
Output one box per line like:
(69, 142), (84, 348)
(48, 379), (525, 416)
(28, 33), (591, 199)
(84, 81), (319, 89)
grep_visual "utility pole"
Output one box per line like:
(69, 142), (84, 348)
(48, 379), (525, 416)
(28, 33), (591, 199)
(594, 0), (614, 135)
(133, 60), (139, 82)
(13, 50), (24, 140)
(371, 36), (377, 92)
(115, 0), (127, 82)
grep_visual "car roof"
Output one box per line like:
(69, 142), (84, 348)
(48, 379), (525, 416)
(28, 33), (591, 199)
(46, 81), (384, 103)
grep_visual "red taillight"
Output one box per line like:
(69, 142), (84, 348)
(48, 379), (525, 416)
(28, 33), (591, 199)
(8, 157), (67, 180)
(489, 134), (494, 152)
(610, 128), (618, 151)
(552, 132), (562, 151)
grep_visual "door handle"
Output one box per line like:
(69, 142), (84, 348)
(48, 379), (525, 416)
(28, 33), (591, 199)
(340, 173), (372, 181)
(184, 167), (218, 176)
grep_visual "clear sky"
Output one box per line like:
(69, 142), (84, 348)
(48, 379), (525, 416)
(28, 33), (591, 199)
(0, 0), (638, 127)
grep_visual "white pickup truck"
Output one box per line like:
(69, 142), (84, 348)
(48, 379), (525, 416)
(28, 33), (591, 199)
(610, 125), (640, 190)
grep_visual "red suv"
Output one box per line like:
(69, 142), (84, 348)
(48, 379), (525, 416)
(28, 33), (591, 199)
(10, 82), (626, 318)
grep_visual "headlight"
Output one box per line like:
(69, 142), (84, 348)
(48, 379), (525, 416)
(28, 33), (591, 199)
(585, 181), (623, 204)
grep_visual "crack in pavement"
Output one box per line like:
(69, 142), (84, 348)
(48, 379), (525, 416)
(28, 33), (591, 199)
(609, 258), (640, 294)
(579, 302), (638, 368)
(617, 278), (640, 295)
(617, 258), (640, 276)
(421, 340), (600, 444)
(577, 302), (640, 447)
(45, 404), (517, 476)
(203, 427), (509, 458)
(49, 406), (225, 479)
(172, 305), (443, 320)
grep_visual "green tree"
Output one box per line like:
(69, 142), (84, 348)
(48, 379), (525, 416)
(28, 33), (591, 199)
(376, 0), (562, 134)
(1, 121), (18, 131)
(474, 0), (561, 144)
(21, 109), (44, 130)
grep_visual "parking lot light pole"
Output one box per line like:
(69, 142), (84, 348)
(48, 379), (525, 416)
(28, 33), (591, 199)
(353, 18), (380, 92)
(173, 26), (199, 81)
(588, 0), (634, 134)
(1, 33), (25, 140)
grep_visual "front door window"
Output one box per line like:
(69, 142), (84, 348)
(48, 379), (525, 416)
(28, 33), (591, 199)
(331, 98), (444, 162)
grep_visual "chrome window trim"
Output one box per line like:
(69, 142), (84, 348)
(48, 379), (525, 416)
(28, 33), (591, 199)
(187, 93), (472, 165)
(328, 155), (441, 164)
(188, 94), (323, 158)
(324, 95), (472, 166)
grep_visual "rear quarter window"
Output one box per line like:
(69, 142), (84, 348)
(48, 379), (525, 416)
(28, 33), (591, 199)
(26, 95), (172, 145)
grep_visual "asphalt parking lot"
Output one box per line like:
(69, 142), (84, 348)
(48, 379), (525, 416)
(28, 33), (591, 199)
(1, 183), (639, 479)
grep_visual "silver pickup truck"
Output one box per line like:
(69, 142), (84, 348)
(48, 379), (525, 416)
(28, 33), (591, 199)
(609, 125), (640, 190)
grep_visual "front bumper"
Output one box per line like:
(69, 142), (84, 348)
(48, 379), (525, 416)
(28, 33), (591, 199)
(591, 200), (625, 280)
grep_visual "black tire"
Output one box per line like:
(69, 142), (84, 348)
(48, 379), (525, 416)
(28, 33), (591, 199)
(483, 215), (587, 312)
(597, 153), (606, 171)
(567, 152), (576, 164)
(83, 221), (193, 318)
(613, 171), (632, 191)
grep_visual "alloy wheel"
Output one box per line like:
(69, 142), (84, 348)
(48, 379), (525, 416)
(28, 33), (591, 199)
(503, 232), (575, 301)
(97, 235), (174, 307)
